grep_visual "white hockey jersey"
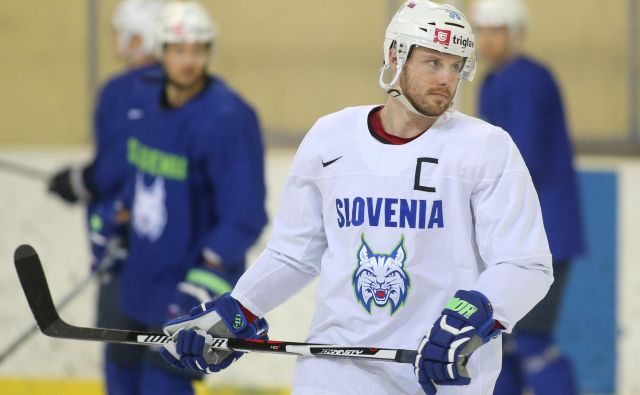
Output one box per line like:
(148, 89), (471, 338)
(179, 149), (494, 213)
(232, 105), (553, 395)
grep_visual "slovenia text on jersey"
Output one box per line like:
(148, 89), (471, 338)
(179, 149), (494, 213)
(335, 197), (444, 229)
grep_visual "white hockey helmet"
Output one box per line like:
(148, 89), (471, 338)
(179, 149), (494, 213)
(155, 1), (218, 54)
(112, 0), (166, 60)
(379, 0), (477, 115)
(470, 0), (528, 31)
(380, 0), (477, 84)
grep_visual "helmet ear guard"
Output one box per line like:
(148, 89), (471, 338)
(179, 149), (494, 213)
(378, 40), (412, 93)
(460, 50), (477, 81)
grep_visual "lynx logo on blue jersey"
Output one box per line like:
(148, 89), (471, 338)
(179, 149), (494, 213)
(132, 172), (167, 242)
(352, 235), (410, 314)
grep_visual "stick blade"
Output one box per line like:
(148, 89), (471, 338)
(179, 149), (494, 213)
(14, 245), (61, 333)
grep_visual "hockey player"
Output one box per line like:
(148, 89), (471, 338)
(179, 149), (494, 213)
(108, 1), (267, 394)
(49, 0), (164, 204)
(471, 1), (583, 394)
(47, 1), (167, 394)
(158, 1), (552, 394)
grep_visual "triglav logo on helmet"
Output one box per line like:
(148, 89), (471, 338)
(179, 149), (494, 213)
(453, 35), (474, 49)
(433, 28), (451, 45)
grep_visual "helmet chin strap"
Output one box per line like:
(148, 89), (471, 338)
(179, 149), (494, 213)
(379, 64), (460, 119)
(379, 64), (436, 118)
(389, 87), (440, 119)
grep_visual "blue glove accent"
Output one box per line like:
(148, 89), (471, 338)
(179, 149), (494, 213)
(159, 344), (185, 371)
(160, 293), (268, 374)
(415, 290), (501, 392)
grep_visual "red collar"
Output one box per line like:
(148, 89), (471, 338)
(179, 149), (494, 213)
(367, 106), (426, 145)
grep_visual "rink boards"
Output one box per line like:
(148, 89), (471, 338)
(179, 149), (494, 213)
(0, 149), (637, 394)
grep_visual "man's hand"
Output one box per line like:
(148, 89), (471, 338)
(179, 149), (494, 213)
(160, 293), (268, 373)
(415, 290), (502, 394)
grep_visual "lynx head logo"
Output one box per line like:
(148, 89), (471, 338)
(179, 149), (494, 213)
(352, 234), (410, 314)
(132, 172), (167, 242)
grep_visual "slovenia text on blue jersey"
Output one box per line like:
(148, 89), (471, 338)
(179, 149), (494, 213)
(335, 197), (444, 229)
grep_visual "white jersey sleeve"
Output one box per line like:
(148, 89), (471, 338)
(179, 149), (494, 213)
(232, 131), (326, 316)
(471, 129), (553, 331)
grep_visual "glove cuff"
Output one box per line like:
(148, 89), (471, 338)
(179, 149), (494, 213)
(442, 290), (493, 326)
(213, 294), (266, 339)
(70, 164), (93, 202)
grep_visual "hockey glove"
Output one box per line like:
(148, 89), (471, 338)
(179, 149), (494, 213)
(48, 164), (94, 203)
(415, 290), (502, 394)
(160, 293), (268, 373)
(88, 203), (128, 280)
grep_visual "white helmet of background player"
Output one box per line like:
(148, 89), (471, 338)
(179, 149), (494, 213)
(470, 0), (528, 32)
(155, 1), (218, 55)
(379, 0), (477, 116)
(112, 0), (166, 63)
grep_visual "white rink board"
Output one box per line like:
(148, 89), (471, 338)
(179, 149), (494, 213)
(2, 149), (640, 394)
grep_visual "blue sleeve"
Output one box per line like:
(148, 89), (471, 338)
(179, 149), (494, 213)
(89, 80), (118, 196)
(89, 72), (138, 201)
(501, 70), (555, 183)
(199, 106), (268, 267)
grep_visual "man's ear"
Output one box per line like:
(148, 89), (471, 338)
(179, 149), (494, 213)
(388, 45), (398, 69)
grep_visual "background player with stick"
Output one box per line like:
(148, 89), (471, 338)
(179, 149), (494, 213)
(157, 1), (553, 394)
(471, 0), (583, 393)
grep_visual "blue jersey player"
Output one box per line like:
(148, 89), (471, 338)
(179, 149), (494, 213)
(109, 2), (267, 394)
(471, 1), (584, 394)
(48, 1), (167, 395)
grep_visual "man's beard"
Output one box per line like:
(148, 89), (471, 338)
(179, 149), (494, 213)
(398, 71), (454, 117)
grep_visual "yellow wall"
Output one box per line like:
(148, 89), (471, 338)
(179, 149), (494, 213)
(0, 1), (89, 144)
(0, 0), (635, 144)
(461, 0), (633, 142)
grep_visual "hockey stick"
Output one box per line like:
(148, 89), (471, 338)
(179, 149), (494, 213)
(14, 244), (419, 364)
(0, 158), (50, 181)
(0, 269), (94, 365)
(0, 239), (126, 365)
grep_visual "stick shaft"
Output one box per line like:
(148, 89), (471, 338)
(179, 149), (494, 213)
(0, 158), (50, 181)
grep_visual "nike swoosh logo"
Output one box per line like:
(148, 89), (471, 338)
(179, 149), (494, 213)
(322, 156), (342, 168)
(128, 109), (144, 120)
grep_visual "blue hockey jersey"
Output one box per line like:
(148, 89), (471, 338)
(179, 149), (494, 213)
(478, 56), (584, 262)
(85, 64), (164, 269)
(90, 63), (162, 199)
(117, 71), (267, 325)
